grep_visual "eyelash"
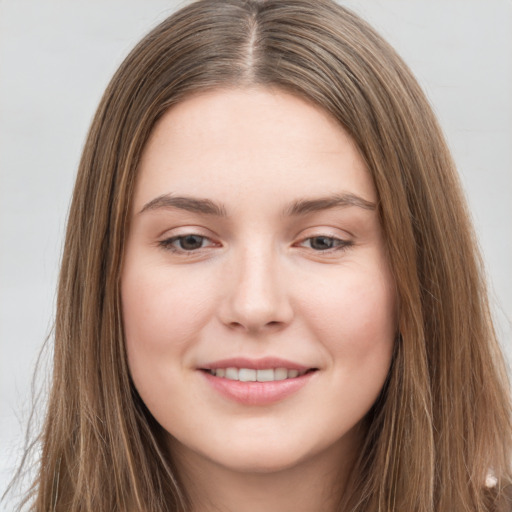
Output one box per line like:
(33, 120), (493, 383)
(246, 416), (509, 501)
(297, 235), (352, 252)
(158, 234), (352, 254)
(158, 234), (216, 253)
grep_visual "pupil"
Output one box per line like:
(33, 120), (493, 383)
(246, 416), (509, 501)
(311, 236), (333, 250)
(180, 235), (203, 250)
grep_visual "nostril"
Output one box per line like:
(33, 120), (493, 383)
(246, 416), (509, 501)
(227, 319), (286, 332)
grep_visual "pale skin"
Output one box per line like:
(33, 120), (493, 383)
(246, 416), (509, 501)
(121, 87), (397, 512)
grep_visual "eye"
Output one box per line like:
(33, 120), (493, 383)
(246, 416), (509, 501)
(299, 235), (350, 251)
(159, 234), (216, 252)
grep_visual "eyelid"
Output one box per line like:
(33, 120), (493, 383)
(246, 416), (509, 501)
(296, 234), (352, 251)
(293, 225), (352, 241)
(156, 226), (353, 255)
(157, 227), (222, 255)
(155, 223), (214, 239)
(160, 234), (216, 249)
(291, 224), (355, 256)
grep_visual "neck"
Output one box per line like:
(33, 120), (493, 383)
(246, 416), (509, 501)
(170, 429), (362, 512)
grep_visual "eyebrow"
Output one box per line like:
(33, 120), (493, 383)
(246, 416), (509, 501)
(139, 194), (228, 216)
(139, 192), (376, 217)
(284, 193), (377, 216)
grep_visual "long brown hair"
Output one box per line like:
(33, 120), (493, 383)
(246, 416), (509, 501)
(16, 0), (512, 510)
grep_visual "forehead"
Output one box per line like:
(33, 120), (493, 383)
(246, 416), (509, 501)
(134, 87), (376, 213)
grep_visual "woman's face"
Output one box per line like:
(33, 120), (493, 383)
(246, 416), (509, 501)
(122, 88), (396, 474)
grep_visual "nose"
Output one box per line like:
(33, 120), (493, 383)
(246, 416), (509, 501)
(218, 247), (294, 334)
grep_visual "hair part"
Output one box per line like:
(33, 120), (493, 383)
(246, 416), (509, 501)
(15, 1), (512, 511)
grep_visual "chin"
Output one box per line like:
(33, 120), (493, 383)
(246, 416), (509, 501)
(177, 424), (350, 477)
(207, 445), (312, 475)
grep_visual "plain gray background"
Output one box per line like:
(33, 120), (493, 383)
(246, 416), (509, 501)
(1, 1), (511, 507)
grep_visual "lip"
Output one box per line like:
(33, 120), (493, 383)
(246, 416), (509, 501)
(198, 357), (318, 406)
(199, 357), (312, 371)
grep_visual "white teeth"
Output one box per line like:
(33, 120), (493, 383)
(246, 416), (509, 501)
(239, 368), (257, 382)
(209, 367), (309, 381)
(256, 369), (274, 382)
(274, 368), (288, 381)
(225, 367), (238, 380)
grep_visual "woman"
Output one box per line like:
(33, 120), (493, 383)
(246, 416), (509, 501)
(13, 0), (512, 510)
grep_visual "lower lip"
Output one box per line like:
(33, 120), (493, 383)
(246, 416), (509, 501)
(201, 371), (316, 405)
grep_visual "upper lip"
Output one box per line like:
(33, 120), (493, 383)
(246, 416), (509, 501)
(199, 357), (315, 371)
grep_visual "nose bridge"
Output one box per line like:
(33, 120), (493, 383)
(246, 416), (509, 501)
(222, 242), (292, 332)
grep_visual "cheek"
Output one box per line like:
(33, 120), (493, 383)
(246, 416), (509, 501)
(297, 262), (397, 364)
(121, 265), (214, 351)
(120, 262), (220, 419)
(120, 263), (222, 407)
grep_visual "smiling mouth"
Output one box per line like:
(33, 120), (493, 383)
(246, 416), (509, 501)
(202, 367), (318, 382)
(200, 362), (319, 404)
